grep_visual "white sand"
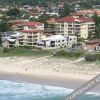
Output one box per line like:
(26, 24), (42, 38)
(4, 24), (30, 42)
(0, 56), (100, 81)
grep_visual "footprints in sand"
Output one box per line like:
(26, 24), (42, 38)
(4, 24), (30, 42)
(0, 56), (99, 75)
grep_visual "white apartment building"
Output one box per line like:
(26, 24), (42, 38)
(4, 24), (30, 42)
(36, 35), (77, 49)
(19, 21), (45, 47)
(55, 16), (95, 39)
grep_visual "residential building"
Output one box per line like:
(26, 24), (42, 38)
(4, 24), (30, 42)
(2, 32), (21, 48)
(19, 21), (45, 47)
(55, 16), (95, 39)
(84, 39), (100, 51)
(46, 11), (59, 16)
(8, 20), (28, 31)
(74, 9), (100, 17)
(36, 35), (77, 49)
(58, 0), (64, 8)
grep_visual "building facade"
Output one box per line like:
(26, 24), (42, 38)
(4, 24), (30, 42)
(84, 39), (100, 51)
(74, 9), (100, 17)
(36, 35), (77, 49)
(2, 32), (21, 48)
(19, 22), (45, 47)
(55, 16), (95, 39)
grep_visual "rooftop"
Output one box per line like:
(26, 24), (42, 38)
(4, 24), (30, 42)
(21, 30), (43, 33)
(56, 16), (94, 23)
(86, 39), (100, 44)
(42, 35), (65, 41)
(22, 22), (43, 26)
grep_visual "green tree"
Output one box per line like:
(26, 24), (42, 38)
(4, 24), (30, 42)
(0, 21), (11, 32)
(49, 24), (55, 30)
(60, 2), (70, 17)
(29, 17), (39, 22)
(0, 33), (2, 45)
(92, 14), (100, 38)
(38, 13), (50, 23)
(6, 7), (21, 17)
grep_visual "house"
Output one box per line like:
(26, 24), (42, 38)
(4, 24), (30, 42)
(19, 21), (45, 47)
(84, 39), (100, 51)
(74, 9), (100, 17)
(36, 35), (77, 49)
(2, 32), (21, 48)
(47, 18), (56, 24)
(55, 16), (95, 39)
(8, 20), (28, 31)
(46, 11), (59, 16)
(58, 0), (64, 8)
(22, 22), (44, 31)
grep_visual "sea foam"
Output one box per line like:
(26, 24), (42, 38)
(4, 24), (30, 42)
(0, 80), (99, 99)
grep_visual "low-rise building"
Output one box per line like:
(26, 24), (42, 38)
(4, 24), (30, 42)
(74, 9), (100, 17)
(8, 19), (28, 31)
(2, 32), (21, 48)
(36, 35), (77, 49)
(55, 16), (95, 39)
(84, 39), (100, 51)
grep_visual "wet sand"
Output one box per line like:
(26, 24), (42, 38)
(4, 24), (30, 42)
(0, 71), (100, 93)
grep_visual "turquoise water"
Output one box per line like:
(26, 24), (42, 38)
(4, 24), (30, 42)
(0, 80), (100, 100)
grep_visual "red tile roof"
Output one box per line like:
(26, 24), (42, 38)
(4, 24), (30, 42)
(22, 22), (42, 26)
(21, 30), (42, 33)
(86, 39), (100, 44)
(76, 9), (100, 15)
(56, 16), (94, 23)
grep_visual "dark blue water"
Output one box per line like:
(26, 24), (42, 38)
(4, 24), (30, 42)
(0, 80), (100, 100)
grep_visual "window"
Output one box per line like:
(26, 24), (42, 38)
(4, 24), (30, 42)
(62, 40), (64, 42)
(58, 40), (60, 42)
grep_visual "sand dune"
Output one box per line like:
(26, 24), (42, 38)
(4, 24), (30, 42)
(0, 56), (100, 81)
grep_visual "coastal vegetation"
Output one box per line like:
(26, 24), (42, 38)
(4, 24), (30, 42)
(53, 50), (84, 58)
(0, 47), (52, 57)
(85, 53), (100, 61)
(0, 33), (2, 45)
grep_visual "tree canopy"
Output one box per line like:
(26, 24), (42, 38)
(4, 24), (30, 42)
(6, 8), (21, 17)
(0, 0), (58, 5)
(59, 2), (71, 17)
(0, 20), (11, 32)
(92, 14), (100, 38)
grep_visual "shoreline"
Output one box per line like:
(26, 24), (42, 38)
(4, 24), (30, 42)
(0, 56), (100, 94)
(0, 71), (100, 93)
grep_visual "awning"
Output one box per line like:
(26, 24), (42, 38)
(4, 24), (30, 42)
(7, 39), (16, 42)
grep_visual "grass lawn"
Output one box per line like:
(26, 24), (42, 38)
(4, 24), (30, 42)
(0, 47), (52, 57)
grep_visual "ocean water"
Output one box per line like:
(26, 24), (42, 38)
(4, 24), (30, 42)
(0, 80), (100, 100)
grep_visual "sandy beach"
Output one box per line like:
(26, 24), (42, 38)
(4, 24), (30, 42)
(0, 56), (100, 92)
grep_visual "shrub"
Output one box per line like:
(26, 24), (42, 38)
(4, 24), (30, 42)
(94, 53), (100, 60)
(3, 48), (9, 53)
(54, 50), (84, 58)
(85, 54), (97, 61)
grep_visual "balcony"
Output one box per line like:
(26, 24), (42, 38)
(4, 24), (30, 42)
(68, 25), (73, 28)
(74, 22), (81, 25)
(74, 25), (81, 27)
